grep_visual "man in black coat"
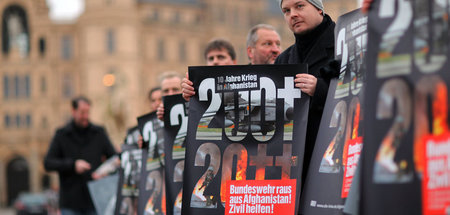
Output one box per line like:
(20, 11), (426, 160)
(275, 0), (336, 188)
(44, 96), (116, 215)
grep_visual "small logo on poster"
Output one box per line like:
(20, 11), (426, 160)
(310, 200), (317, 207)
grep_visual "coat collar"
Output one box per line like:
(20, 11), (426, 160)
(289, 17), (335, 68)
(64, 120), (97, 135)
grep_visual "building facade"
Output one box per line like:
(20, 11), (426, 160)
(0, 0), (357, 206)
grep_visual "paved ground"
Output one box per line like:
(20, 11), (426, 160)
(0, 207), (14, 215)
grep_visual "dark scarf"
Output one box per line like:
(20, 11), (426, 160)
(294, 14), (332, 63)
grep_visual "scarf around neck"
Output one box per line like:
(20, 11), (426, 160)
(294, 14), (332, 63)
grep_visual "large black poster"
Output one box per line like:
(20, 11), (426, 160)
(181, 64), (309, 214)
(300, 9), (367, 214)
(162, 94), (188, 215)
(137, 112), (166, 215)
(115, 127), (142, 215)
(362, 0), (450, 214)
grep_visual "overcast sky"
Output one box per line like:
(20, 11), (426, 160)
(46, 0), (84, 21)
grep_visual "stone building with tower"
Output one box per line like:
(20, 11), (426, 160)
(0, 0), (358, 207)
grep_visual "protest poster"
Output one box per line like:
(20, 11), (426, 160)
(181, 64), (309, 214)
(300, 9), (367, 214)
(137, 112), (166, 215)
(361, 0), (450, 214)
(115, 127), (142, 215)
(88, 173), (119, 215)
(162, 94), (188, 215)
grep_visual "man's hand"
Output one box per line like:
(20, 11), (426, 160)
(157, 103), (165, 121)
(362, 0), (373, 14)
(182, 72), (195, 101)
(75, 159), (91, 174)
(91, 172), (104, 180)
(295, 74), (317, 97)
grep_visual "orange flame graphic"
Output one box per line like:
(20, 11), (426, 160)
(220, 149), (248, 202)
(323, 140), (336, 159)
(161, 185), (166, 214)
(255, 168), (265, 180)
(433, 83), (448, 135)
(414, 82), (448, 174)
(145, 197), (155, 215)
(352, 102), (361, 139)
(193, 178), (207, 201)
(236, 149), (248, 181)
(174, 189), (183, 209)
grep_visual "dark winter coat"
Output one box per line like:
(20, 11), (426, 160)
(44, 121), (116, 210)
(274, 14), (336, 183)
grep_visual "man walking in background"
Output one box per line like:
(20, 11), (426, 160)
(44, 96), (116, 215)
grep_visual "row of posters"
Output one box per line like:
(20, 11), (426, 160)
(115, 63), (311, 215)
(95, 3), (450, 214)
(362, 0), (450, 214)
(111, 9), (366, 215)
(115, 127), (141, 215)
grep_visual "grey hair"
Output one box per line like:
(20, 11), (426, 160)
(246, 24), (279, 48)
(158, 71), (182, 85)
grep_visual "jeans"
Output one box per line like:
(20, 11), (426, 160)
(61, 208), (97, 215)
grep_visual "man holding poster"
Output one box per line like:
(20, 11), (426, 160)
(162, 93), (188, 215)
(275, 0), (337, 187)
(137, 71), (184, 215)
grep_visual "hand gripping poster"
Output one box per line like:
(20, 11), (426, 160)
(162, 94), (188, 215)
(362, 0), (450, 214)
(300, 9), (367, 214)
(115, 127), (142, 215)
(137, 112), (166, 215)
(181, 64), (309, 215)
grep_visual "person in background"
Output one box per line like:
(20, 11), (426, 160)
(148, 87), (162, 113)
(180, 25), (281, 99)
(204, 38), (237, 66)
(246, 24), (282, 65)
(44, 96), (116, 215)
(156, 71), (183, 120)
(181, 38), (237, 101)
(160, 71), (183, 97)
